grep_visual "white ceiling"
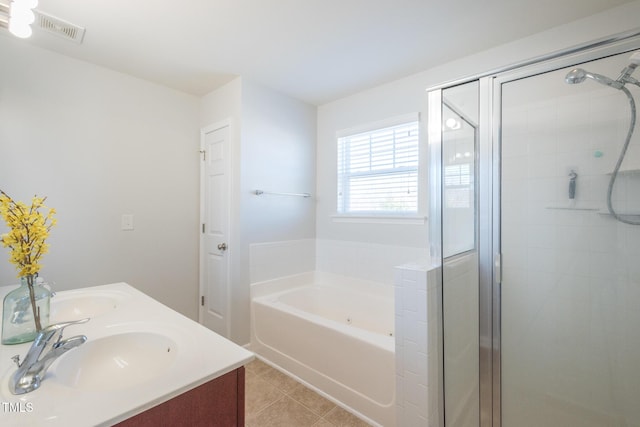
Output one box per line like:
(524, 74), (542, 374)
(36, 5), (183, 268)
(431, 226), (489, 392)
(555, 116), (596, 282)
(9, 0), (634, 105)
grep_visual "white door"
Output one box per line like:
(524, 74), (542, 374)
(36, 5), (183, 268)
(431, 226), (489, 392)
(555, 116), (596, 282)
(199, 122), (231, 338)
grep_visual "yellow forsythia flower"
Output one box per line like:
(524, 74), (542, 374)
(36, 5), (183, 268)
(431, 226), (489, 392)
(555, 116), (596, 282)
(0, 190), (56, 278)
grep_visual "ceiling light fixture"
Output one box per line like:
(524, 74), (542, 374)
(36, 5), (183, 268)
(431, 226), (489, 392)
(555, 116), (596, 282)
(444, 117), (462, 130)
(0, 0), (39, 38)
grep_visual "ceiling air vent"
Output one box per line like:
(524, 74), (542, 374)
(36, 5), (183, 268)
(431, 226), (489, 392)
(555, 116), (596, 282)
(34, 10), (85, 44)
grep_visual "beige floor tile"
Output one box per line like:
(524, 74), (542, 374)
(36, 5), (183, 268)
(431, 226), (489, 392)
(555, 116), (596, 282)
(245, 375), (284, 415)
(288, 383), (336, 416)
(261, 367), (301, 394)
(244, 359), (372, 427)
(323, 406), (372, 427)
(245, 358), (273, 377)
(246, 396), (320, 427)
(312, 418), (336, 427)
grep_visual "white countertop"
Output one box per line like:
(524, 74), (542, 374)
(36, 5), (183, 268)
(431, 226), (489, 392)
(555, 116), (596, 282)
(0, 282), (254, 426)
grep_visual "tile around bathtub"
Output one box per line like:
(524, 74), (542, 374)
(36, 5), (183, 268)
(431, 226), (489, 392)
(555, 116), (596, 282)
(250, 239), (316, 283)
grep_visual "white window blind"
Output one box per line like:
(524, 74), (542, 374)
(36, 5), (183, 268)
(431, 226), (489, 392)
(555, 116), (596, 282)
(444, 164), (473, 209)
(337, 118), (419, 214)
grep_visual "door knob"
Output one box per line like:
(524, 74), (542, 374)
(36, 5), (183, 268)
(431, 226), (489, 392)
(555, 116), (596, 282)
(217, 243), (227, 251)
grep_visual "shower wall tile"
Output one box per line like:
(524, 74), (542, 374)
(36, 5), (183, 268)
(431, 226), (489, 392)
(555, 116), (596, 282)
(501, 63), (640, 425)
(394, 264), (440, 427)
(316, 239), (428, 285)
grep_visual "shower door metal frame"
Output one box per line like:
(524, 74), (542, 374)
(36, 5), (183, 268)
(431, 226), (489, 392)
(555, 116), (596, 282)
(429, 28), (640, 427)
(479, 76), (498, 427)
(429, 75), (496, 427)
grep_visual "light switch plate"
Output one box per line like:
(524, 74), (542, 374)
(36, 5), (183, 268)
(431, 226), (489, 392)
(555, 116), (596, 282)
(121, 214), (134, 231)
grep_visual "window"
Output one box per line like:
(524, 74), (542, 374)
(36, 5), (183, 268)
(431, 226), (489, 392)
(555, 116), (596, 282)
(337, 115), (419, 215)
(444, 163), (473, 208)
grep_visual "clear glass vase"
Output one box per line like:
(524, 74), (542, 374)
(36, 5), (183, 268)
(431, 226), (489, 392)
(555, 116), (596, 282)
(2, 275), (51, 345)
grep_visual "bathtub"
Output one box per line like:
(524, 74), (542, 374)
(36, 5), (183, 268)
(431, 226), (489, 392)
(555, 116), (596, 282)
(250, 272), (395, 427)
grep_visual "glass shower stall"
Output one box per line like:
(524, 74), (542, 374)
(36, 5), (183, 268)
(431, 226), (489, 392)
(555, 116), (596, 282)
(428, 33), (640, 426)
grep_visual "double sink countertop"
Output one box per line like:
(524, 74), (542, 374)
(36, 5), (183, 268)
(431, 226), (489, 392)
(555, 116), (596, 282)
(0, 282), (253, 426)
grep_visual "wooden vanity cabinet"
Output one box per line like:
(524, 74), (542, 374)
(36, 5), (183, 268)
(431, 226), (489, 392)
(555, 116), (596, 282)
(114, 367), (245, 427)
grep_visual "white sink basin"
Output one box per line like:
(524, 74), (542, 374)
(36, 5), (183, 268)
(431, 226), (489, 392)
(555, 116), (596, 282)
(53, 332), (177, 391)
(0, 282), (253, 426)
(51, 290), (125, 321)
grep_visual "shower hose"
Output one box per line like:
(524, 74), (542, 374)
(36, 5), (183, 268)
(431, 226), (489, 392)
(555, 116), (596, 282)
(608, 86), (640, 225)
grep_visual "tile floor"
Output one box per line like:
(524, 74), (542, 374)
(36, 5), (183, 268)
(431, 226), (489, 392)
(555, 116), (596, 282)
(245, 358), (373, 427)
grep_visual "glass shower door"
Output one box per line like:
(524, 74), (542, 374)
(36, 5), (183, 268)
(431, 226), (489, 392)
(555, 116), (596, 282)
(441, 81), (480, 427)
(500, 50), (640, 426)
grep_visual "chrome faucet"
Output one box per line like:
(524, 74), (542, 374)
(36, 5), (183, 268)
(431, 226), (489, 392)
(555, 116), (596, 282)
(9, 318), (90, 395)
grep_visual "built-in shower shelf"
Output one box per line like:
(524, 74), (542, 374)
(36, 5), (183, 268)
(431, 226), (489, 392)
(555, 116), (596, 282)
(607, 168), (640, 176)
(546, 206), (600, 211)
(545, 206), (640, 219)
(597, 210), (640, 220)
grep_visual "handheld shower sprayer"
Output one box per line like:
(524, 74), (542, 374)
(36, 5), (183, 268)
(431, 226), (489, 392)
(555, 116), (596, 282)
(564, 68), (624, 89)
(563, 51), (640, 225)
(565, 51), (640, 89)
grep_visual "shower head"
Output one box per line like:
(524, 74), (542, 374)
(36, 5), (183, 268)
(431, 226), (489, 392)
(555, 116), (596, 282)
(565, 68), (624, 89)
(565, 68), (587, 84)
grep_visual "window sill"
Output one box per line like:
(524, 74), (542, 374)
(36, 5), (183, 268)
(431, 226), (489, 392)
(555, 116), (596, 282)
(331, 214), (427, 225)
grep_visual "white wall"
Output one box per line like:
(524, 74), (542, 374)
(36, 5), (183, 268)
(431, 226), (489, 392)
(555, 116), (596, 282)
(0, 35), (201, 318)
(200, 77), (243, 127)
(240, 79), (317, 244)
(316, 79), (430, 248)
(201, 78), (316, 344)
(315, 0), (640, 250)
(1, 0), (638, 350)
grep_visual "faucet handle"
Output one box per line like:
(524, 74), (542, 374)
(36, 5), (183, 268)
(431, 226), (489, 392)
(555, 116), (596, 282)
(42, 317), (90, 333)
(36, 318), (91, 346)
